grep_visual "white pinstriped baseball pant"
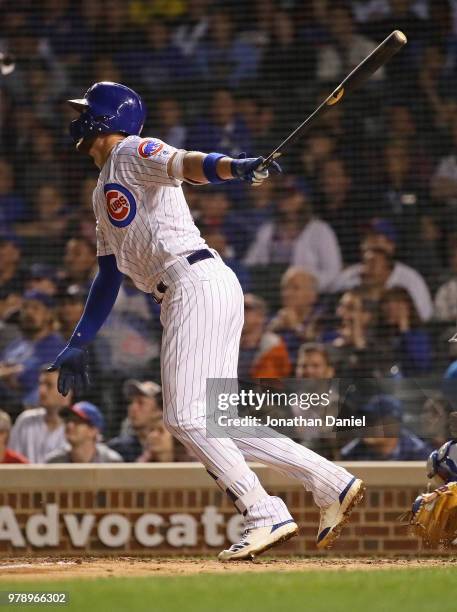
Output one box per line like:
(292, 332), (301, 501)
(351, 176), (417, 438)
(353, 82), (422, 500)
(159, 254), (354, 528)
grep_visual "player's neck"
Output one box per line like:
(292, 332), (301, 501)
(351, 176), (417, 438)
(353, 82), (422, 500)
(89, 134), (126, 169)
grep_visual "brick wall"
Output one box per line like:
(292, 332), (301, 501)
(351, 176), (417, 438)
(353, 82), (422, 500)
(0, 463), (447, 556)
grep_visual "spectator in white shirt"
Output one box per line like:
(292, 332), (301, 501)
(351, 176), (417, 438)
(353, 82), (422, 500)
(8, 367), (71, 462)
(333, 220), (433, 321)
(435, 245), (457, 321)
(244, 179), (342, 291)
(431, 114), (457, 208)
(317, 4), (385, 83)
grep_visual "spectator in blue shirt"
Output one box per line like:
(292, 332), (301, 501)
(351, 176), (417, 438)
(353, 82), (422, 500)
(0, 290), (65, 407)
(108, 379), (163, 462)
(379, 286), (431, 375)
(340, 394), (433, 460)
(0, 159), (26, 232)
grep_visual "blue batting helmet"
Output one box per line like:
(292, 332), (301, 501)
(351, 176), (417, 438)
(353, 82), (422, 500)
(67, 81), (146, 143)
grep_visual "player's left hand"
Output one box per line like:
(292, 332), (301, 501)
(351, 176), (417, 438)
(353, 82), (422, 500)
(47, 346), (91, 396)
(231, 153), (281, 186)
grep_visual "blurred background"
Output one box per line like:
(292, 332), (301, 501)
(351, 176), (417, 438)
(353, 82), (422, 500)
(1, 0), (457, 465)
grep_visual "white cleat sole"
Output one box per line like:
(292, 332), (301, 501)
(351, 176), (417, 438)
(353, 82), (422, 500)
(317, 478), (365, 550)
(218, 521), (299, 561)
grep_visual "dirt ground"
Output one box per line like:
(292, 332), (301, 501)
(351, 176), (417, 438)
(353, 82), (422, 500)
(1, 556), (456, 581)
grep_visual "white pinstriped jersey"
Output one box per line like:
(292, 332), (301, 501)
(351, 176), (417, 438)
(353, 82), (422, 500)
(93, 135), (206, 292)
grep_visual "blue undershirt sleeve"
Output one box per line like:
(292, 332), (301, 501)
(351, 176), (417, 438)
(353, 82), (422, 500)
(68, 254), (123, 348)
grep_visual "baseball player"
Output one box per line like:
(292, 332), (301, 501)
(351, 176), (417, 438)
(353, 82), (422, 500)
(49, 82), (364, 560)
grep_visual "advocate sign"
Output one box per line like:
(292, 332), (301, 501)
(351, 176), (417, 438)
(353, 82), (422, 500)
(0, 505), (244, 549)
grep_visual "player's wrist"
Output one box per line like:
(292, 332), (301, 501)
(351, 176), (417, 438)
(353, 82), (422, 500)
(202, 153), (230, 184)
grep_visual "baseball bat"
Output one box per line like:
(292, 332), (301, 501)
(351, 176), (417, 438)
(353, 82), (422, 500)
(262, 30), (407, 168)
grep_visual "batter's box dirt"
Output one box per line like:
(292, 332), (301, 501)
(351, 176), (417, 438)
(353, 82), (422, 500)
(1, 556), (457, 581)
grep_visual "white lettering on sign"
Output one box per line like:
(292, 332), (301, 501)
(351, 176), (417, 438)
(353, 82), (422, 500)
(25, 503), (58, 547)
(0, 505), (242, 549)
(0, 506), (26, 547)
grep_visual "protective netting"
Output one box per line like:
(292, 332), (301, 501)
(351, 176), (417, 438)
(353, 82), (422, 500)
(0, 0), (457, 463)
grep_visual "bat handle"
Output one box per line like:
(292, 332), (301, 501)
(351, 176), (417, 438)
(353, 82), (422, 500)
(260, 151), (282, 171)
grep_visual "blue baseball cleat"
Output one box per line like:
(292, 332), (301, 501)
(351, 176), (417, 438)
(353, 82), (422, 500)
(316, 477), (365, 550)
(218, 519), (298, 561)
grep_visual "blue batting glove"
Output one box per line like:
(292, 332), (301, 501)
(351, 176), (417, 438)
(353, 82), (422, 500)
(231, 153), (282, 186)
(47, 346), (90, 396)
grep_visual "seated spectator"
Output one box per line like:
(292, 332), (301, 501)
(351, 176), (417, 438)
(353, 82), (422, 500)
(0, 291), (65, 407)
(416, 45), (457, 139)
(431, 114), (457, 208)
(379, 287), (431, 375)
(172, 0), (209, 58)
(8, 367), (70, 463)
(244, 180), (342, 291)
(0, 410), (28, 464)
(55, 283), (111, 408)
(238, 294), (291, 381)
(14, 183), (71, 263)
(59, 236), (97, 290)
(0, 294), (20, 355)
(0, 158), (26, 231)
(334, 238), (433, 321)
(99, 278), (161, 378)
(186, 88), (251, 159)
(317, 4), (384, 84)
(120, 18), (192, 93)
(0, 234), (26, 304)
(196, 188), (250, 258)
(420, 393), (452, 450)
(109, 379), (162, 462)
(194, 10), (261, 88)
(340, 394), (433, 460)
(237, 93), (277, 156)
(298, 129), (338, 194)
(67, 177), (98, 244)
(435, 245), (457, 321)
(25, 263), (58, 297)
(22, 122), (65, 200)
(201, 227), (250, 291)
(327, 288), (385, 378)
(136, 412), (191, 462)
(296, 343), (335, 379)
(154, 96), (187, 150)
(268, 268), (322, 366)
(314, 157), (365, 265)
(377, 141), (425, 258)
(46, 402), (122, 463)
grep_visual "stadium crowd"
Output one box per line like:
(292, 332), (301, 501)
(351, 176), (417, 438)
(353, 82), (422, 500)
(0, 0), (457, 463)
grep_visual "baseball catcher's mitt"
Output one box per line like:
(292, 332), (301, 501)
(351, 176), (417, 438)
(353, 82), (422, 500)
(407, 482), (457, 547)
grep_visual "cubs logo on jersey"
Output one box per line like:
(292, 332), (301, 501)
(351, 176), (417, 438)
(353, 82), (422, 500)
(103, 183), (136, 228)
(137, 139), (164, 159)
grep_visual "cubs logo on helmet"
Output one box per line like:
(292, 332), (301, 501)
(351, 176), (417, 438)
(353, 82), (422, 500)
(138, 139), (164, 159)
(103, 183), (136, 228)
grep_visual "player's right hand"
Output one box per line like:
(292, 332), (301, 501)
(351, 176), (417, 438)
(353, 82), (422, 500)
(231, 153), (282, 186)
(47, 347), (90, 396)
